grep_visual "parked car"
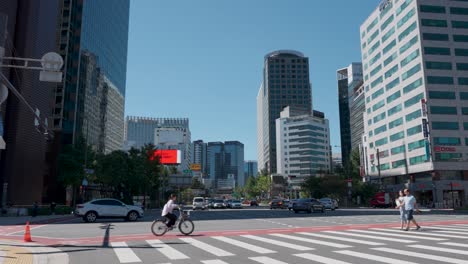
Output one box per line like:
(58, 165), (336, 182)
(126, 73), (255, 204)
(75, 198), (144, 223)
(225, 199), (233, 208)
(270, 199), (287, 209)
(333, 199), (339, 209)
(230, 200), (243, 209)
(250, 200), (259, 206)
(288, 199), (298, 210)
(192, 197), (207, 210)
(212, 199), (226, 209)
(292, 198), (325, 214)
(319, 198), (337, 210)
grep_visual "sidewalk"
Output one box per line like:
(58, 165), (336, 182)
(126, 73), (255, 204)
(0, 214), (75, 225)
(0, 239), (68, 264)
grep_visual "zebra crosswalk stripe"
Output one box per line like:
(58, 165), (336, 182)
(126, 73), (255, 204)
(439, 242), (468, 248)
(323, 230), (416, 243)
(372, 228), (468, 239)
(211, 236), (276, 254)
(241, 235), (313, 251)
(298, 232), (385, 246)
(348, 229), (445, 241)
(423, 226), (468, 233)
(249, 256), (289, 264)
(201, 260), (230, 264)
(110, 242), (142, 263)
(336, 250), (420, 264)
(146, 239), (189, 260)
(372, 247), (468, 264)
(409, 245), (468, 255)
(179, 238), (234, 257)
(430, 225), (468, 231)
(294, 253), (352, 264)
(270, 233), (352, 248)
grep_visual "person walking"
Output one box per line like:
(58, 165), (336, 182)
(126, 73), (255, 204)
(403, 189), (421, 231)
(395, 190), (407, 230)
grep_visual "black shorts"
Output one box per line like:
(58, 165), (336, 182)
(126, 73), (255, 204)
(406, 209), (414, 221)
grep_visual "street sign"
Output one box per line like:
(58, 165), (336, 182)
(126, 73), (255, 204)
(190, 164), (201, 171)
(422, 118), (429, 138)
(183, 169), (192, 173)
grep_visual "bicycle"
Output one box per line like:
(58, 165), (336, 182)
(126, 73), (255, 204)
(151, 207), (195, 236)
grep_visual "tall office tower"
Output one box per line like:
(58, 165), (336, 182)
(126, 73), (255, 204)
(53, 0), (129, 150)
(257, 50), (312, 174)
(0, 1), (61, 204)
(244, 160), (258, 181)
(337, 68), (352, 165)
(276, 107), (331, 189)
(155, 123), (191, 173)
(191, 140), (207, 176)
(207, 141), (245, 189)
(361, 0), (468, 206)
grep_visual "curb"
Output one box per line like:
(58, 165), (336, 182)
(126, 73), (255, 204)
(14, 215), (76, 225)
(0, 240), (69, 264)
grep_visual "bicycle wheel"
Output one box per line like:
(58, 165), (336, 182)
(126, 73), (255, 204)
(151, 220), (168, 236)
(178, 219), (194, 235)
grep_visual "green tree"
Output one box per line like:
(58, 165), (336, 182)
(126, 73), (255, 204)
(256, 174), (271, 198)
(191, 177), (205, 189)
(244, 176), (259, 199)
(301, 176), (323, 198)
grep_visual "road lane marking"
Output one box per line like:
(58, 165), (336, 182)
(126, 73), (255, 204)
(323, 230), (415, 243)
(146, 239), (189, 260)
(249, 256), (289, 264)
(409, 245), (468, 255)
(372, 247), (468, 264)
(439, 242), (468, 248)
(211, 236), (276, 254)
(372, 228), (468, 239)
(350, 229), (447, 241)
(241, 235), (313, 251)
(110, 242), (142, 263)
(294, 253), (352, 264)
(270, 234), (351, 248)
(337, 250), (420, 264)
(298, 232), (385, 246)
(430, 225), (468, 231)
(179, 238), (234, 257)
(201, 260), (230, 264)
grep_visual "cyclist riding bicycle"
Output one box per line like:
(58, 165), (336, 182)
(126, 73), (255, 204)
(162, 194), (178, 230)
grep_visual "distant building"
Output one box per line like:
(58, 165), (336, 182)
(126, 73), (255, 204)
(191, 140), (207, 176)
(276, 106), (331, 189)
(332, 153), (343, 169)
(244, 160), (258, 182)
(337, 68), (352, 166)
(257, 50), (312, 174)
(207, 141), (245, 189)
(154, 122), (191, 173)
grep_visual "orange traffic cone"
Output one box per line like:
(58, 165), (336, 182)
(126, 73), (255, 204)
(24, 221), (32, 242)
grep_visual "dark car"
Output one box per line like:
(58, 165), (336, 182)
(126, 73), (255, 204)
(270, 199), (287, 209)
(250, 200), (259, 206)
(292, 198), (325, 213)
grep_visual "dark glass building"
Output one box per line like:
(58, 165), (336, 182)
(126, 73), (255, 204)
(0, 0), (61, 204)
(337, 67), (352, 166)
(257, 50), (312, 174)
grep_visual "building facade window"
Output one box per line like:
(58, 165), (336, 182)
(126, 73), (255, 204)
(406, 109), (422, 122)
(425, 61), (452, 70)
(430, 106), (457, 115)
(408, 139), (425, 151)
(387, 91), (402, 104)
(409, 155), (428, 165)
(433, 137), (461, 146)
(427, 76), (454, 84)
(428, 91), (455, 99)
(424, 47), (451, 55)
(389, 117), (404, 129)
(420, 5), (446, 13)
(432, 121), (459, 130)
(403, 78), (423, 94)
(421, 19), (447, 27)
(407, 124), (422, 136)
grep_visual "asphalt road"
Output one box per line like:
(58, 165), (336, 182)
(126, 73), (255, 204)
(4, 208), (468, 264)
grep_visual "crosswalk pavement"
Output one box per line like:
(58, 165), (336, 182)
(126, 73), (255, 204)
(108, 224), (468, 264)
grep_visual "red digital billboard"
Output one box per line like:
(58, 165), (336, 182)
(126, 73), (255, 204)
(151, 150), (181, 164)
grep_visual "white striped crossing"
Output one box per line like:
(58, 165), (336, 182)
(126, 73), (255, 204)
(294, 253), (352, 264)
(211, 236), (276, 254)
(241, 235), (313, 251)
(146, 239), (189, 260)
(323, 230), (416, 243)
(201, 260), (230, 264)
(110, 242), (142, 263)
(422, 226), (468, 233)
(336, 250), (420, 264)
(372, 247), (468, 264)
(249, 256), (289, 264)
(349, 229), (446, 241)
(270, 233), (352, 248)
(409, 245), (468, 256)
(372, 228), (468, 239)
(430, 225), (468, 231)
(298, 232), (385, 246)
(440, 242), (468, 248)
(179, 238), (234, 257)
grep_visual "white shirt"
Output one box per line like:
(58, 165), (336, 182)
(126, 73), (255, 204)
(162, 199), (178, 216)
(404, 195), (416, 210)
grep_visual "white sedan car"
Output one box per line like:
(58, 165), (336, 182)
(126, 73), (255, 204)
(75, 198), (144, 223)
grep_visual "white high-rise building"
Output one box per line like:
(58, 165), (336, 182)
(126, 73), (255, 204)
(155, 125), (191, 173)
(276, 107), (331, 189)
(361, 0), (468, 207)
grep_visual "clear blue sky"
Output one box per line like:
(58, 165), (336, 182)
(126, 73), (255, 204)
(125, 0), (379, 160)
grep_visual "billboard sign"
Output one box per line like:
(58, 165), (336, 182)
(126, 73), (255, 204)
(190, 164), (201, 171)
(434, 146), (456, 153)
(151, 150), (181, 164)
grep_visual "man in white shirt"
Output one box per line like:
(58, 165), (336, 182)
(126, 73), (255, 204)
(403, 189), (421, 231)
(162, 194), (178, 229)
